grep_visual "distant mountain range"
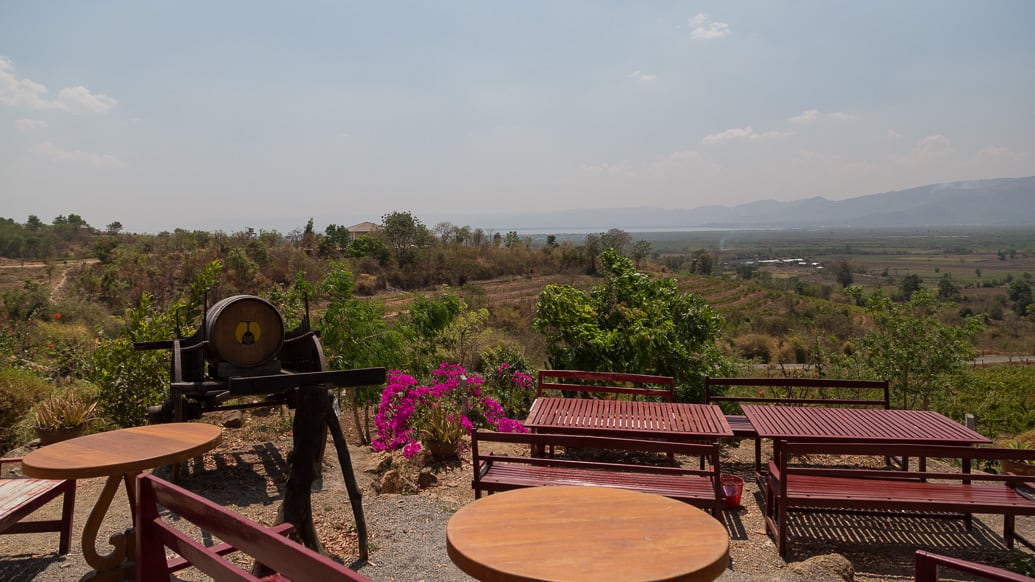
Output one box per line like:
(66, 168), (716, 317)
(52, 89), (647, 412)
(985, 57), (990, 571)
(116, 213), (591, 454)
(466, 176), (1035, 231)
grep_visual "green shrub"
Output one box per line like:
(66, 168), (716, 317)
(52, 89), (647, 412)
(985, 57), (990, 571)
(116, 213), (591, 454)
(0, 367), (52, 452)
(89, 295), (172, 428)
(735, 333), (774, 363)
(32, 321), (96, 383)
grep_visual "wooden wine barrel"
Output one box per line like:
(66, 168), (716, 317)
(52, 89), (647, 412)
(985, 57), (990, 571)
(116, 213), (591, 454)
(204, 295), (284, 368)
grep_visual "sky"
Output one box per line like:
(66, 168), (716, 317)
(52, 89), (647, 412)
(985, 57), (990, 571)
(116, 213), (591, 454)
(2, 1), (1034, 234)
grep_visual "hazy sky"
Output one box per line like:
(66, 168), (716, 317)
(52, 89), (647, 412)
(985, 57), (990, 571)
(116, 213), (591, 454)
(2, 1), (1034, 234)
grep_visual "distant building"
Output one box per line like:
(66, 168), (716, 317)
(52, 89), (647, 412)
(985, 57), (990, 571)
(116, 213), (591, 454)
(347, 222), (379, 241)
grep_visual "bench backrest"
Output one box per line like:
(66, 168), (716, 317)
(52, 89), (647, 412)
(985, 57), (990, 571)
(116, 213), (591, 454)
(705, 377), (889, 411)
(135, 473), (371, 581)
(775, 441), (1035, 485)
(915, 550), (1035, 581)
(537, 370), (674, 402)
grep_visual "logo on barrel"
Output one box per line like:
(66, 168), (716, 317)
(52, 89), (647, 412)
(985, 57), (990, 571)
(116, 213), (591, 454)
(235, 320), (260, 345)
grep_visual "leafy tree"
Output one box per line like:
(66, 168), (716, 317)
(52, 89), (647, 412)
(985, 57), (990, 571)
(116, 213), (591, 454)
(1008, 279), (1033, 316)
(689, 249), (714, 275)
(378, 211), (430, 266)
(2, 279), (50, 322)
(346, 235), (388, 263)
(503, 231), (522, 248)
(321, 223), (352, 257)
(600, 228), (631, 255)
(93, 236), (120, 264)
(318, 263), (404, 443)
(899, 273), (923, 300)
(583, 234), (603, 275)
(630, 240), (651, 266)
(847, 287), (983, 410)
(533, 249), (730, 402)
(437, 307), (490, 370)
(735, 263), (756, 280)
(400, 293), (463, 376)
(835, 259), (854, 287)
(937, 275), (961, 301)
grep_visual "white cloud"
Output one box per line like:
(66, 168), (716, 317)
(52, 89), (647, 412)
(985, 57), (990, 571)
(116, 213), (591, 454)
(789, 110), (820, 124)
(888, 129), (902, 139)
(0, 56), (55, 109)
(690, 14), (731, 40)
(30, 142), (127, 168)
(629, 70), (657, 82)
(57, 86), (118, 113)
(827, 111), (856, 121)
(789, 109), (856, 124)
(0, 56), (117, 113)
(974, 145), (1026, 162)
(14, 118), (48, 132)
(701, 126), (791, 144)
(916, 134), (952, 155)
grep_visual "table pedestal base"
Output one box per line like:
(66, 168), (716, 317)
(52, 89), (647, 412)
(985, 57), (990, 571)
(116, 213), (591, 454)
(80, 474), (136, 581)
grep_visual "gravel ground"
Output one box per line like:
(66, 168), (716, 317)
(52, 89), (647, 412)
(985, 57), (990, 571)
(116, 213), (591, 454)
(3, 412), (1035, 581)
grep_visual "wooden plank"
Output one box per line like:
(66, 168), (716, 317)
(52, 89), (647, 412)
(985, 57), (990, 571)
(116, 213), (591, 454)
(524, 398), (732, 439)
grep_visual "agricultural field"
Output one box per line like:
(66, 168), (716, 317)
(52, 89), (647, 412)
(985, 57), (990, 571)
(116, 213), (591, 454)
(638, 226), (1035, 290)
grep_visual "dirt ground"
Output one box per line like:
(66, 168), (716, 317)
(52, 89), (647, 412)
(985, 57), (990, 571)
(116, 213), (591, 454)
(3, 407), (1035, 581)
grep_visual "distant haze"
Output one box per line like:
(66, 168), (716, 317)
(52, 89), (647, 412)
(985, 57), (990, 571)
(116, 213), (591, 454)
(451, 176), (1035, 232)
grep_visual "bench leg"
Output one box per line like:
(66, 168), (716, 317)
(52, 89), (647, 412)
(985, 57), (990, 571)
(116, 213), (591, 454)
(59, 481), (76, 555)
(754, 439), (762, 474)
(777, 503), (788, 557)
(1005, 514), (1016, 549)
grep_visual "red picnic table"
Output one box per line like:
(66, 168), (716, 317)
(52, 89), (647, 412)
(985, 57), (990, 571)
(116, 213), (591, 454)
(524, 397), (733, 441)
(740, 405), (992, 475)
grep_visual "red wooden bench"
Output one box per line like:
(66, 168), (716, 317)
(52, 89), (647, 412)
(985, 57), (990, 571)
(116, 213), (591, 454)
(915, 550), (1035, 581)
(705, 377), (890, 471)
(765, 441), (1035, 557)
(0, 457), (75, 555)
(470, 429), (724, 517)
(537, 369), (674, 401)
(135, 473), (371, 581)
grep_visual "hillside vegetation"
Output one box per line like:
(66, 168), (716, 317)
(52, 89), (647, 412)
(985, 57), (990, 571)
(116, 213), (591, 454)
(2, 213), (1034, 453)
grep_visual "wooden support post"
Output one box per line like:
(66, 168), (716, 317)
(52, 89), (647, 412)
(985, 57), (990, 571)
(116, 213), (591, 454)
(325, 393), (369, 561)
(277, 385), (369, 563)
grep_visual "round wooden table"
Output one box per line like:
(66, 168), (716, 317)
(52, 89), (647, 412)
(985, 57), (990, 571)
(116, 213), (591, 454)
(446, 486), (730, 582)
(22, 423), (223, 581)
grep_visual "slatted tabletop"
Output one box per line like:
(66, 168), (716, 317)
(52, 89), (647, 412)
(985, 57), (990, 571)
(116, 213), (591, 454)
(740, 405), (991, 444)
(524, 397), (733, 439)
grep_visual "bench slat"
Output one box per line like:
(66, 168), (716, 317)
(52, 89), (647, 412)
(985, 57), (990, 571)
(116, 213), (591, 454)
(480, 465), (716, 506)
(471, 429), (723, 517)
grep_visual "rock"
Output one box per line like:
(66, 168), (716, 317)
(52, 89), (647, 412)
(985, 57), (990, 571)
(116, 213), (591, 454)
(788, 553), (854, 581)
(417, 468), (438, 489)
(250, 405), (275, 417)
(222, 411), (245, 428)
(364, 452), (393, 474)
(377, 470), (404, 494)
